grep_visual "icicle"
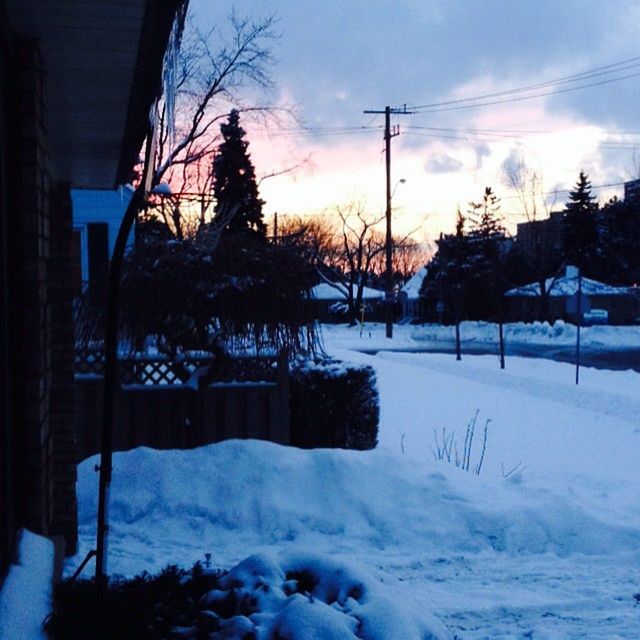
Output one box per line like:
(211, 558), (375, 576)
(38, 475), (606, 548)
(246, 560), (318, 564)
(144, 101), (159, 194)
(162, 19), (179, 152)
(162, 1), (187, 154)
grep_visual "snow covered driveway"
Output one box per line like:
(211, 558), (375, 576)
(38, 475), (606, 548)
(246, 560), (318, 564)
(68, 335), (640, 638)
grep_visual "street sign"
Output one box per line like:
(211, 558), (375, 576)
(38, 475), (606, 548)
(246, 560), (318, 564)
(566, 291), (591, 316)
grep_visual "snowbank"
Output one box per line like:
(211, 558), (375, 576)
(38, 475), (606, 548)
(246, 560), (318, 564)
(73, 440), (640, 577)
(321, 320), (640, 352)
(413, 320), (640, 349)
(0, 530), (54, 640)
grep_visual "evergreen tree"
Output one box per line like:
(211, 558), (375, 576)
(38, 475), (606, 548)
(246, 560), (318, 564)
(599, 195), (640, 284)
(213, 109), (266, 236)
(562, 171), (599, 272)
(420, 187), (528, 322)
(468, 186), (504, 238)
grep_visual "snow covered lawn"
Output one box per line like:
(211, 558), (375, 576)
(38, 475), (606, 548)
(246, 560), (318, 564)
(66, 324), (640, 638)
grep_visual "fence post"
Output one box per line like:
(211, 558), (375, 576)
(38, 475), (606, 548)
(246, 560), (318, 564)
(276, 349), (290, 444)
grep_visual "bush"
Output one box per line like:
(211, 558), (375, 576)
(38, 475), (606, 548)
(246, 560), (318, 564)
(45, 563), (227, 640)
(289, 361), (379, 450)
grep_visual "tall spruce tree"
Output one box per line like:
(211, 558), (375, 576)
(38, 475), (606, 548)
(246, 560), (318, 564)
(213, 109), (266, 236)
(468, 186), (504, 238)
(562, 171), (599, 272)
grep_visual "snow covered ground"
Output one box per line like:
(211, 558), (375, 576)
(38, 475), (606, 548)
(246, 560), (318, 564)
(64, 322), (640, 638)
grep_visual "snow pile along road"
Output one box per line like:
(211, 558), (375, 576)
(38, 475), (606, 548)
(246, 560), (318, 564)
(321, 320), (640, 353)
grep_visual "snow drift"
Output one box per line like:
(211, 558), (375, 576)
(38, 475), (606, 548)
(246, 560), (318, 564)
(76, 440), (640, 576)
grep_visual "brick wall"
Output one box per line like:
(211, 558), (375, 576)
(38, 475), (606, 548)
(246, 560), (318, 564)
(15, 41), (77, 554)
(49, 184), (78, 552)
(17, 41), (52, 538)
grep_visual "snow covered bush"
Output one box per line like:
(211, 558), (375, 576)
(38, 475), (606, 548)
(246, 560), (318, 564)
(46, 553), (451, 639)
(290, 361), (379, 450)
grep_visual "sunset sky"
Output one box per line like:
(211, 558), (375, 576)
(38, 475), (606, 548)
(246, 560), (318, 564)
(193, 0), (640, 241)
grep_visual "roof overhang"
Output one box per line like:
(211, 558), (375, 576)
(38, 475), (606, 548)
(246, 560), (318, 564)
(6, 0), (186, 189)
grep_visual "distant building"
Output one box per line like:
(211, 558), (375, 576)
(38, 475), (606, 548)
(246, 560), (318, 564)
(515, 211), (565, 269)
(624, 179), (640, 204)
(399, 266), (427, 321)
(505, 265), (639, 324)
(308, 283), (384, 323)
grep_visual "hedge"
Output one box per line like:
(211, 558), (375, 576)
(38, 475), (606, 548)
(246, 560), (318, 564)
(289, 361), (379, 450)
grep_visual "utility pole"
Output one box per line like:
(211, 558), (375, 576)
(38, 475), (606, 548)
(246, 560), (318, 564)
(363, 105), (413, 338)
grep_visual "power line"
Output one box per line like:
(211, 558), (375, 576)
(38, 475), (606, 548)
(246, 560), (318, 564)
(408, 55), (640, 111)
(407, 70), (640, 114)
(405, 124), (640, 138)
(402, 130), (640, 150)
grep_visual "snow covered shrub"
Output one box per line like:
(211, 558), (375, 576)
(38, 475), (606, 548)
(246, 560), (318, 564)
(46, 553), (451, 639)
(289, 361), (379, 450)
(45, 562), (228, 640)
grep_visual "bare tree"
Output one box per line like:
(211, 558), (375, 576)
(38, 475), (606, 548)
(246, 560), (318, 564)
(278, 208), (429, 323)
(503, 154), (562, 320)
(334, 204), (387, 322)
(143, 12), (289, 240)
(276, 215), (341, 268)
(391, 239), (432, 282)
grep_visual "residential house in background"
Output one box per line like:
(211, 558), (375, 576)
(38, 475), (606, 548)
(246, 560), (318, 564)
(71, 187), (134, 292)
(309, 283), (384, 323)
(398, 266), (427, 322)
(504, 266), (639, 324)
(0, 0), (188, 586)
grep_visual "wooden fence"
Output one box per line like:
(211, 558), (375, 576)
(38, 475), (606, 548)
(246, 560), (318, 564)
(75, 352), (290, 461)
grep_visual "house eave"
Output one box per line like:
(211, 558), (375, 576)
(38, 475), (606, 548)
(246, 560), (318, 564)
(5, 0), (187, 189)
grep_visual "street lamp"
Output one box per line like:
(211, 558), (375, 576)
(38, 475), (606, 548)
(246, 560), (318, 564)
(385, 178), (406, 338)
(392, 178), (406, 199)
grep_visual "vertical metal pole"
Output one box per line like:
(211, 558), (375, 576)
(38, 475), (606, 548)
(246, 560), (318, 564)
(499, 319), (505, 369)
(384, 106), (393, 339)
(575, 269), (582, 385)
(95, 186), (145, 584)
(455, 322), (461, 361)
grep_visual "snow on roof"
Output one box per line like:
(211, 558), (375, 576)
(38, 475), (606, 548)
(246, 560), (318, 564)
(311, 283), (384, 300)
(401, 266), (427, 299)
(505, 274), (630, 298)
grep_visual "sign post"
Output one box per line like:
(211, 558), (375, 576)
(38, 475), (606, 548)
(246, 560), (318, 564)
(565, 270), (589, 385)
